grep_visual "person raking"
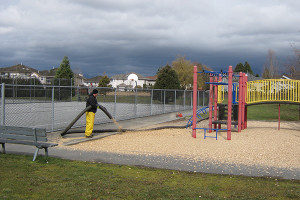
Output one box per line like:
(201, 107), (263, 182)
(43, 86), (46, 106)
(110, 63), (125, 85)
(85, 89), (99, 138)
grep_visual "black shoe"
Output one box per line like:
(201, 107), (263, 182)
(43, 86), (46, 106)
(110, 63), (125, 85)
(85, 135), (93, 138)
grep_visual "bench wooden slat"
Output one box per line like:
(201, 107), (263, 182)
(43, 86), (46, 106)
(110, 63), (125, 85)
(0, 126), (46, 137)
(0, 139), (58, 148)
(1, 134), (47, 142)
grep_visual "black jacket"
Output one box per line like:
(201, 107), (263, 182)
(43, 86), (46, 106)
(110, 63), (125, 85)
(86, 94), (98, 113)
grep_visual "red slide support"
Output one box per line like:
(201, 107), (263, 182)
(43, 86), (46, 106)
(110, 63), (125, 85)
(227, 66), (233, 140)
(208, 74), (213, 133)
(192, 66), (197, 138)
(238, 72), (242, 132)
(244, 74), (248, 129)
(214, 76), (218, 130)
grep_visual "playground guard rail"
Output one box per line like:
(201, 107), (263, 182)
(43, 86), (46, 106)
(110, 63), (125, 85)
(247, 79), (300, 104)
(217, 79), (300, 105)
(217, 84), (239, 104)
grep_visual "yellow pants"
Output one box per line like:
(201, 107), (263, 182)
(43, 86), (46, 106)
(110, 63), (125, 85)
(85, 112), (95, 137)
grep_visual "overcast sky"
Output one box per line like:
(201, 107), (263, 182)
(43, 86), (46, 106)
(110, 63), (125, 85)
(1, 0), (299, 77)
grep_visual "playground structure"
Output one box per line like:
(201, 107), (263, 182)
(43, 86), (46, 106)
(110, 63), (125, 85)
(191, 65), (300, 140)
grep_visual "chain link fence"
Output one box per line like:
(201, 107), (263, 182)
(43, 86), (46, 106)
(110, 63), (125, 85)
(0, 83), (209, 132)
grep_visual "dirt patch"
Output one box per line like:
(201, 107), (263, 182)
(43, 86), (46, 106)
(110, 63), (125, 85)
(57, 120), (300, 170)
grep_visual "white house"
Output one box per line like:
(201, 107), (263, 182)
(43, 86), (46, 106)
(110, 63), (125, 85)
(110, 72), (156, 89)
(84, 75), (103, 87)
(0, 64), (38, 79)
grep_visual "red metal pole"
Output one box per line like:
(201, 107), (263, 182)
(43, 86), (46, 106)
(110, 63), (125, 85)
(227, 66), (233, 140)
(278, 104), (280, 130)
(238, 72), (242, 132)
(241, 73), (245, 130)
(218, 75), (222, 129)
(209, 74), (213, 133)
(214, 76), (218, 130)
(244, 74), (248, 129)
(192, 66), (197, 138)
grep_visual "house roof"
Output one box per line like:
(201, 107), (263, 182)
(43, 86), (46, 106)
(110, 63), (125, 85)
(0, 64), (38, 74)
(232, 72), (262, 82)
(39, 68), (57, 76)
(146, 75), (157, 80)
(74, 73), (86, 79)
(85, 75), (103, 83)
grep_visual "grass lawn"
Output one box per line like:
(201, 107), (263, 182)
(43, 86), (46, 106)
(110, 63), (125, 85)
(247, 104), (300, 121)
(1, 154), (299, 199)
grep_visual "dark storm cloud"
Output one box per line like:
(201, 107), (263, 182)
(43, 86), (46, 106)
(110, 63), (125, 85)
(0, 0), (299, 77)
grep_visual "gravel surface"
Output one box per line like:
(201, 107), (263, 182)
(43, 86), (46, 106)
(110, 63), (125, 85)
(57, 120), (300, 171)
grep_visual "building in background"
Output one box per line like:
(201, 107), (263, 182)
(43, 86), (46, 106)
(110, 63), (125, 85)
(110, 72), (156, 89)
(0, 65), (156, 88)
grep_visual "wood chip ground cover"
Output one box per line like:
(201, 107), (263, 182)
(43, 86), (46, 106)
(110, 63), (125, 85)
(58, 120), (300, 170)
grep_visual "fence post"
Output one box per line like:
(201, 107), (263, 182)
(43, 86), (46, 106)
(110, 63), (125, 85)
(163, 90), (166, 113)
(114, 88), (117, 119)
(13, 78), (15, 98)
(58, 79), (61, 100)
(52, 87), (55, 132)
(203, 91), (205, 106)
(150, 89), (153, 115)
(191, 91), (193, 109)
(135, 88), (137, 117)
(76, 87), (80, 101)
(70, 78), (72, 101)
(1, 83), (5, 125)
(174, 90), (176, 111)
(183, 90), (186, 110)
(28, 79), (31, 100)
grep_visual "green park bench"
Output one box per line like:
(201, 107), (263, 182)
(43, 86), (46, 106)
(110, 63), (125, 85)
(0, 125), (58, 161)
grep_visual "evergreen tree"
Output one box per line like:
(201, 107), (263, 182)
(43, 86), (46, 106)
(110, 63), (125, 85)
(154, 64), (181, 89)
(98, 75), (111, 87)
(56, 56), (74, 79)
(244, 61), (254, 75)
(234, 63), (244, 72)
(55, 56), (74, 100)
(153, 64), (181, 104)
(234, 61), (254, 75)
(98, 75), (111, 95)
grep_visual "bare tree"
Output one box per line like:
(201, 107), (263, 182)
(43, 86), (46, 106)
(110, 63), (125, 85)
(286, 42), (300, 79)
(262, 49), (279, 79)
(172, 55), (193, 89)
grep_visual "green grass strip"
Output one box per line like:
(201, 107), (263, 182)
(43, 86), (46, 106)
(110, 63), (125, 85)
(247, 104), (300, 121)
(0, 154), (299, 199)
